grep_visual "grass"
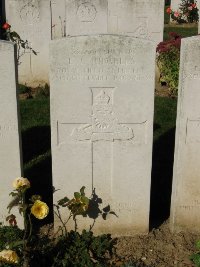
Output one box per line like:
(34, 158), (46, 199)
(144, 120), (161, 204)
(19, 98), (53, 226)
(164, 26), (198, 40)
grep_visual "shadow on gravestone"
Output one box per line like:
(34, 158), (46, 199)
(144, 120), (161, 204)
(0, 0), (6, 39)
(86, 188), (118, 231)
(21, 126), (51, 164)
(149, 127), (176, 230)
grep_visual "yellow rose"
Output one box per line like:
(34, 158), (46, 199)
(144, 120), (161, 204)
(12, 177), (30, 190)
(0, 249), (19, 264)
(31, 200), (49, 219)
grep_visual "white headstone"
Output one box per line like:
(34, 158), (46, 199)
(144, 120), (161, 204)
(108, 0), (164, 43)
(5, 0), (51, 86)
(65, 0), (108, 36)
(50, 35), (156, 235)
(50, 0), (66, 39)
(65, 0), (164, 43)
(0, 41), (23, 224)
(170, 36), (200, 232)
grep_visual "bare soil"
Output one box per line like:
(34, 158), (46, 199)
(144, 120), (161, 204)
(115, 221), (199, 267)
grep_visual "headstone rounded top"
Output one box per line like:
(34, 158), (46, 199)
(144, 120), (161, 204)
(76, 2), (97, 22)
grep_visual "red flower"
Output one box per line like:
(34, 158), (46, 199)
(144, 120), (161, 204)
(174, 11), (180, 18)
(166, 7), (172, 14)
(2, 22), (11, 30)
(192, 3), (197, 8)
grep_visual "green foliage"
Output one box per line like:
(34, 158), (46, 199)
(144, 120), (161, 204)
(0, 225), (23, 267)
(164, 26), (198, 41)
(35, 84), (50, 99)
(0, 226), (23, 251)
(52, 230), (116, 267)
(191, 240), (200, 266)
(58, 186), (89, 218)
(156, 32), (181, 96)
(18, 84), (31, 95)
(191, 253), (200, 267)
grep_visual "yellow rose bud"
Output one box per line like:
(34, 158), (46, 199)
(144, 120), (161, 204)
(0, 249), (19, 264)
(31, 200), (49, 219)
(12, 177), (30, 190)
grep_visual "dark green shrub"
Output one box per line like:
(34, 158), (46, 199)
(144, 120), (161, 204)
(18, 84), (31, 95)
(35, 84), (50, 99)
(52, 230), (116, 267)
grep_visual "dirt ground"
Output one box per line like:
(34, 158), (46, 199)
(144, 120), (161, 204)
(115, 220), (199, 267)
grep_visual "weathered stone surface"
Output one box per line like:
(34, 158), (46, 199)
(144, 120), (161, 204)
(50, 35), (156, 235)
(5, 0), (51, 86)
(108, 0), (164, 43)
(0, 41), (23, 224)
(65, 0), (108, 36)
(65, 0), (164, 43)
(170, 36), (200, 232)
(50, 0), (66, 39)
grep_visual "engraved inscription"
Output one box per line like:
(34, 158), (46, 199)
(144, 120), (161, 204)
(20, 0), (40, 23)
(53, 48), (154, 82)
(77, 2), (97, 22)
(72, 90), (134, 142)
(186, 118), (200, 143)
(130, 18), (149, 39)
(0, 124), (17, 138)
(183, 63), (200, 79)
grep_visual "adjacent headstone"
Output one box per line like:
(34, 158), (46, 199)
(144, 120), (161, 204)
(65, 0), (108, 36)
(65, 0), (164, 43)
(170, 36), (200, 232)
(0, 41), (23, 224)
(108, 0), (164, 43)
(50, 35), (156, 235)
(50, 0), (66, 39)
(5, 0), (51, 86)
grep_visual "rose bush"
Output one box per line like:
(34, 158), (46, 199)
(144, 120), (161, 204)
(167, 0), (199, 24)
(156, 32), (181, 96)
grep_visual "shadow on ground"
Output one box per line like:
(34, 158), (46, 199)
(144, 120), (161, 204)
(22, 125), (53, 229)
(24, 154), (54, 229)
(150, 127), (176, 230)
(21, 126), (51, 163)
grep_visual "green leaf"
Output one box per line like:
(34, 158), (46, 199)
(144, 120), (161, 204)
(81, 196), (89, 205)
(80, 186), (86, 196)
(58, 197), (69, 206)
(197, 240), (200, 250)
(74, 192), (81, 199)
(191, 253), (200, 267)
